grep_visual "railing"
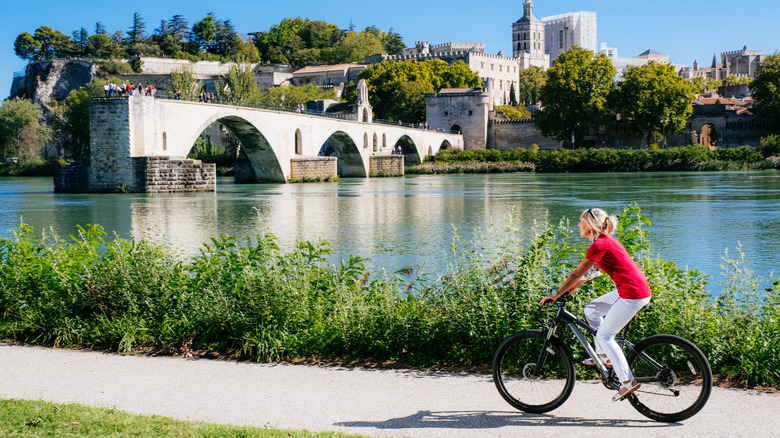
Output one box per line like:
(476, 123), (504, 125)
(90, 94), (461, 134)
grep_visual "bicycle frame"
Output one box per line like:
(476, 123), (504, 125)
(537, 297), (662, 390)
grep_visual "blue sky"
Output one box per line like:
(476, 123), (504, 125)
(2, 0), (778, 100)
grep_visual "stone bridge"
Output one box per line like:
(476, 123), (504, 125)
(87, 95), (463, 191)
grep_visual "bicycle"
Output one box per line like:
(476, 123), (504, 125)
(492, 295), (712, 422)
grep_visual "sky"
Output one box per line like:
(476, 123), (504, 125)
(2, 0), (779, 100)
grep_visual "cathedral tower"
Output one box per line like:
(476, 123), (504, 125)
(512, 0), (545, 60)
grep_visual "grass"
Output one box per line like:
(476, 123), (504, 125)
(0, 205), (777, 388)
(0, 399), (366, 437)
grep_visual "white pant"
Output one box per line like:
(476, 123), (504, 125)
(584, 290), (651, 383)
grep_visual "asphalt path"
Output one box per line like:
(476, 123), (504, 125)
(1, 344), (776, 437)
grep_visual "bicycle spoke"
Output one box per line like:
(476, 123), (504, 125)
(627, 334), (712, 422)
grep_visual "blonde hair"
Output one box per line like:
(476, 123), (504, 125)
(580, 208), (618, 237)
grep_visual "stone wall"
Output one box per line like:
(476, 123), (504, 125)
(134, 157), (216, 193)
(370, 155), (404, 176)
(89, 98), (133, 191)
(487, 118), (560, 149)
(290, 157), (338, 181)
(53, 162), (90, 193)
(425, 89), (490, 150)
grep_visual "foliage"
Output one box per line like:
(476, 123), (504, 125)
(168, 67), (203, 100)
(494, 105), (531, 119)
(0, 98), (53, 160)
(96, 60), (134, 75)
(534, 46), (616, 147)
(258, 84), (338, 108)
(353, 59), (482, 123)
(327, 29), (385, 64)
(424, 144), (774, 173)
(252, 18), (401, 68)
(48, 78), (129, 159)
(517, 66), (546, 105)
(760, 134), (780, 157)
(0, 399), (362, 437)
(0, 204), (777, 388)
(188, 133), (235, 168)
(215, 62), (262, 106)
(750, 53), (780, 132)
(612, 62), (698, 146)
(14, 26), (73, 60)
(124, 12), (146, 55)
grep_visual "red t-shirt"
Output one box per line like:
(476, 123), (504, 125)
(586, 235), (651, 299)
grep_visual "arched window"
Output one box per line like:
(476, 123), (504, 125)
(295, 129), (302, 155)
(382, 134), (387, 149)
(364, 133), (369, 149)
(162, 132), (167, 151)
(373, 133), (378, 152)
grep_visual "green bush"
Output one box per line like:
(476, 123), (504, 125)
(96, 61), (134, 75)
(425, 145), (777, 173)
(0, 205), (777, 387)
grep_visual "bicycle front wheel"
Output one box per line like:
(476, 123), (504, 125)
(626, 334), (712, 422)
(492, 330), (575, 413)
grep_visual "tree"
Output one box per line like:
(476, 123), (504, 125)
(381, 30), (405, 55)
(125, 12), (147, 54)
(14, 27), (72, 60)
(534, 46), (616, 147)
(258, 84), (337, 107)
(210, 18), (242, 57)
(191, 13), (216, 53)
(352, 59), (481, 122)
(0, 98), (53, 160)
(509, 83), (518, 106)
(215, 62), (261, 106)
(71, 28), (90, 56)
(750, 53), (780, 132)
(612, 62), (697, 146)
(517, 66), (546, 105)
(328, 29), (385, 64)
(168, 67), (202, 100)
(50, 78), (127, 159)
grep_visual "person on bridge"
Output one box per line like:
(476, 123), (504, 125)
(540, 207), (652, 402)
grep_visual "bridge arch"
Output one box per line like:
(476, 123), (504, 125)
(394, 135), (422, 166)
(211, 115), (285, 183)
(319, 131), (366, 177)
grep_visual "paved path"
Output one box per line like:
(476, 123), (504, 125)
(1, 344), (776, 437)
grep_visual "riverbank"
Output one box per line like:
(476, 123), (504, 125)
(414, 142), (780, 174)
(1, 205), (777, 388)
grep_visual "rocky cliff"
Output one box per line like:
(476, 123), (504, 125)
(10, 59), (102, 108)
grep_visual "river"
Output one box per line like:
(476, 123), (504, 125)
(1, 172), (779, 294)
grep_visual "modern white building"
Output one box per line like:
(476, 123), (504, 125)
(541, 11), (597, 61)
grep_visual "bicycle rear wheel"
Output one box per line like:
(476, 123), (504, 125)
(492, 330), (575, 413)
(626, 334), (712, 422)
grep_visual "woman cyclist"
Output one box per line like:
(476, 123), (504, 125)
(540, 208), (652, 401)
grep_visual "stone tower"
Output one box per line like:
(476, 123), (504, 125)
(512, 0), (546, 60)
(355, 79), (372, 123)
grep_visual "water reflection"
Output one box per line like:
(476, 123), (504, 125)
(1, 172), (778, 291)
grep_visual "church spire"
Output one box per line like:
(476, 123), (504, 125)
(523, 0), (534, 18)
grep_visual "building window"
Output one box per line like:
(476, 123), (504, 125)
(444, 111), (449, 116)
(491, 64), (494, 71)
(468, 110), (473, 115)
(481, 62), (484, 68)
(559, 30), (564, 49)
